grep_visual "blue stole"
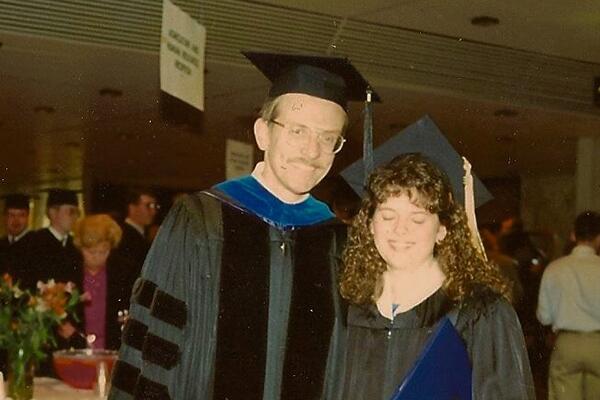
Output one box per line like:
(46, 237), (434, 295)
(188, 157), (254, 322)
(211, 175), (334, 230)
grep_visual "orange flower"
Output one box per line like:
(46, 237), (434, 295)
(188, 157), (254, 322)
(2, 273), (13, 287)
(40, 282), (69, 317)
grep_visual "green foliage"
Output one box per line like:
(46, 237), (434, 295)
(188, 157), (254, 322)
(0, 274), (82, 364)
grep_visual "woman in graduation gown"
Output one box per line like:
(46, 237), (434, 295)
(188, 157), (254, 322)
(339, 154), (536, 400)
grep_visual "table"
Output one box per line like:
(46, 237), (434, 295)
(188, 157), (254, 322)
(32, 377), (105, 400)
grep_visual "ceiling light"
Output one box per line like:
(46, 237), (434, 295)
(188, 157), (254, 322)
(33, 105), (55, 114)
(495, 135), (515, 143)
(99, 87), (123, 97)
(494, 108), (518, 117)
(471, 16), (500, 27)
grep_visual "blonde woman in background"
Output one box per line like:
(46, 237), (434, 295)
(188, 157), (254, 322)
(57, 214), (136, 351)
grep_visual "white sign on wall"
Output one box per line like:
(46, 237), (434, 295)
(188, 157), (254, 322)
(226, 139), (254, 179)
(160, 0), (206, 111)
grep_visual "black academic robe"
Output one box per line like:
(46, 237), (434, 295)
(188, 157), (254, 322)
(0, 237), (9, 274)
(0, 232), (34, 375)
(341, 287), (536, 400)
(114, 222), (149, 282)
(0, 231), (34, 275)
(13, 228), (79, 291)
(56, 253), (137, 351)
(109, 192), (347, 400)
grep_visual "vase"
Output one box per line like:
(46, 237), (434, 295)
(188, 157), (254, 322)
(6, 347), (35, 400)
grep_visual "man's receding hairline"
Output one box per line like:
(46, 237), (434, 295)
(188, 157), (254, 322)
(260, 94), (349, 133)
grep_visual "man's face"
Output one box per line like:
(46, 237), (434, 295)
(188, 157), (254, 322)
(255, 93), (347, 203)
(128, 194), (159, 227)
(48, 205), (80, 235)
(5, 208), (29, 236)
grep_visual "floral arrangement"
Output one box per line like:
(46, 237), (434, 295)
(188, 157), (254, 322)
(0, 273), (82, 399)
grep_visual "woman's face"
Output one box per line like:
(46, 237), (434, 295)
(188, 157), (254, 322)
(370, 193), (446, 271)
(81, 241), (111, 273)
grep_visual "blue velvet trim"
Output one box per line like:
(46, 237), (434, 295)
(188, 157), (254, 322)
(212, 175), (334, 230)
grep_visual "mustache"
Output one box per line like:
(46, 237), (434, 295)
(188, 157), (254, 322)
(286, 157), (327, 169)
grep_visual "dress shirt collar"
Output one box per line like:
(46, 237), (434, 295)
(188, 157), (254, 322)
(48, 226), (69, 246)
(8, 228), (29, 244)
(571, 244), (597, 256)
(125, 218), (145, 237)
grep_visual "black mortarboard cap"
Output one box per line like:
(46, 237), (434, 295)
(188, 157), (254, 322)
(46, 189), (78, 208)
(3, 194), (30, 210)
(242, 51), (380, 109)
(341, 115), (493, 207)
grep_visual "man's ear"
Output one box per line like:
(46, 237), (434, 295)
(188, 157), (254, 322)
(254, 118), (270, 151)
(593, 234), (600, 253)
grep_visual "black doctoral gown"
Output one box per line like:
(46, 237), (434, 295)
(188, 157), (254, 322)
(109, 177), (347, 400)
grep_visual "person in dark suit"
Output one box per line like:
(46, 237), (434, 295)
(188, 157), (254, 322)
(56, 214), (135, 351)
(0, 193), (33, 274)
(113, 188), (159, 281)
(15, 189), (80, 291)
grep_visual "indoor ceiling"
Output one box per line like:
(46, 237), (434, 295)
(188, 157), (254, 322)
(1, 0), (600, 198)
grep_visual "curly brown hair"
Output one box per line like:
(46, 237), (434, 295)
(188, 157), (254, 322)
(339, 153), (510, 305)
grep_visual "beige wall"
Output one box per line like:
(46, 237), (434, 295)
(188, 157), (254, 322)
(520, 173), (575, 261)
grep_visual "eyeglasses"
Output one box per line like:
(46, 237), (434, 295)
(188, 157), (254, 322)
(142, 202), (161, 210)
(269, 119), (346, 154)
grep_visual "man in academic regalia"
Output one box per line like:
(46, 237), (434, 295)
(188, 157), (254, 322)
(0, 193), (33, 274)
(15, 189), (81, 290)
(0, 193), (34, 375)
(109, 52), (379, 400)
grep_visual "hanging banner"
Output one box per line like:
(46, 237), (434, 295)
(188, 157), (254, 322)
(160, 0), (206, 111)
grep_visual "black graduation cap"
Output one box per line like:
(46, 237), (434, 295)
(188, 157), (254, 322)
(46, 189), (79, 208)
(244, 51), (380, 177)
(341, 115), (493, 207)
(242, 51), (380, 109)
(3, 194), (30, 210)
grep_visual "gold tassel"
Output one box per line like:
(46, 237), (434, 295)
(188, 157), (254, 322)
(462, 157), (487, 261)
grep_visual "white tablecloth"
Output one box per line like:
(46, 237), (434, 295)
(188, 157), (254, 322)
(32, 377), (104, 400)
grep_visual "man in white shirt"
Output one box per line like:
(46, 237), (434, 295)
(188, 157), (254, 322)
(537, 211), (600, 400)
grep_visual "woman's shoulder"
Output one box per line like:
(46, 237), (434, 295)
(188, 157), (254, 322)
(457, 284), (516, 327)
